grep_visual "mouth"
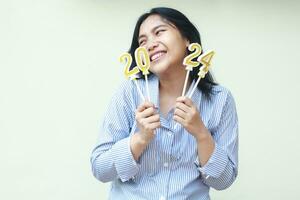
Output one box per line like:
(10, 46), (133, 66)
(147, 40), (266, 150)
(150, 51), (166, 62)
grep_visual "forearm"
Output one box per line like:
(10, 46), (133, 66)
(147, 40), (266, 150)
(196, 130), (215, 166)
(193, 90), (238, 190)
(91, 147), (118, 182)
(91, 137), (140, 183)
(201, 159), (237, 190)
(196, 145), (237, 190)
(130, 133), (151, 161)
(195, 128), (237, 190)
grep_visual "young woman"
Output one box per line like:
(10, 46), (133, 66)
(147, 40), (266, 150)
(91, 7), (238, 200)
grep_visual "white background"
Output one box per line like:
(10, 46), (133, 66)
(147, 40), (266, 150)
(1, 0), (300, 199)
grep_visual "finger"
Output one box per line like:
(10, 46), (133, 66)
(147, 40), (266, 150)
(136, 103), (147, 113)
(173, 115), (186, 126)
(174, 108), (187, 119)
(139, 107), (156, 118)
(175, 102), (190, 113)
(148, 121), (161, 130)
(145, 114), (160, 124)
(176, 96), (186, 102)
(136, 101), (155, 112)
(176, 96), (194, 107)
(144, 101), (155, 108)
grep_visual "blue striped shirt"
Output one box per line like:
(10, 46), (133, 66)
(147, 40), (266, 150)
(90, 74), (238, 200)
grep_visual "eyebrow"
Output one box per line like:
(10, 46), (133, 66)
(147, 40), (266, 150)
(138, 24), (169, 41)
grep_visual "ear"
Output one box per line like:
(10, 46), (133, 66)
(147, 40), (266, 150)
(185, 39), (190, 47)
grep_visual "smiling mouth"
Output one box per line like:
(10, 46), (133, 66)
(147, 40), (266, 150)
(150, 51), (166, 62)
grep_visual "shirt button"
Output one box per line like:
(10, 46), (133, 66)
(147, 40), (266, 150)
(202, 173), (210, 179)
(163, 162), (169, 168)
(159, 196), (166, 200)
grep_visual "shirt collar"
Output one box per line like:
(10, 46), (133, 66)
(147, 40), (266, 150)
(147, 74), (203, 131)
(147, 74), (202, 107)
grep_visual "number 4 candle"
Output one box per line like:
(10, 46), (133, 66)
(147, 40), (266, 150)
(187, 50), (215, 98)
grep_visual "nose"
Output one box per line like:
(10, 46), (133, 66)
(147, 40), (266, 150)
(146, 40), (159, 52)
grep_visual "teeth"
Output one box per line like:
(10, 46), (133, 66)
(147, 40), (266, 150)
(151, 52), (164, 61)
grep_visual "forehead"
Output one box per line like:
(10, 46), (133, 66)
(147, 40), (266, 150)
(139, 14), (170, 35)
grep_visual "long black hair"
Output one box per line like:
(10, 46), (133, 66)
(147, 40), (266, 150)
(128, 7), (217, 99)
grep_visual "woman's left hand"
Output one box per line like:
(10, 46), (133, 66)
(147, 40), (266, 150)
(173, 96), (209, 140)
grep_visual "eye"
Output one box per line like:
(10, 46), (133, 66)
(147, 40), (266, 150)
(139, 40), (146, 46)
(155, 29), (165, 35)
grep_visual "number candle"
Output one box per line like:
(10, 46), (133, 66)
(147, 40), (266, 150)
(187, 50), (215, 98)
(135, 47), (151, 101)
(181, 43), (202, 96)
(119, 52), (145, 101)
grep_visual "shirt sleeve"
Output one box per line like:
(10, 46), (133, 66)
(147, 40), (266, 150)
(90, 81), (140, 183)
(194, 90), (239, 190)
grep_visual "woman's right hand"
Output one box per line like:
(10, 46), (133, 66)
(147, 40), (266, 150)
(135, 101), (161, 144)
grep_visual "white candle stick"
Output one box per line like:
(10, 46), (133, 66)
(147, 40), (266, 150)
(188, 76), (201, 99)
(182, 70), (190, 96)
(145, 75), (150, 101)
(132, 77), (145, 101)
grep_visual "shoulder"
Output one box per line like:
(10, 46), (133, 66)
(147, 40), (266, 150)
(211, 84), (230, 96)
(202, 85), (238, 131)
(211, 85), (235, 101)
(208, 84), (237, 111)
(117, 79), (135, 93)
(113, 79), (135, 97)
(109, 79), (137, 107)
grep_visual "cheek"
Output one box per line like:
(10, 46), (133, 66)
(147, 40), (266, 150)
(172, 44), (187, 61)
(160, 35), (172, 47)
(160, 34), (187, 63)
(169, 37), (186, 56)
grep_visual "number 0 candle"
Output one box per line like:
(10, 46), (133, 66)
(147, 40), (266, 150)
(135, 47), (151, 101)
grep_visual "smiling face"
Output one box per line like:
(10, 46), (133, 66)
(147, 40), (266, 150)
(138, 14), (189, 77)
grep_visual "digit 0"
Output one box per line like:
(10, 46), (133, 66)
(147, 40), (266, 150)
(135, 47), (150, 75)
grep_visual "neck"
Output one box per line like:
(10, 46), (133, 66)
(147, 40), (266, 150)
(158, 66), (191, 97)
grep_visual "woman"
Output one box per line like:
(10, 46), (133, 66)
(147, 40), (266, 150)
(91, 7), (238, 200)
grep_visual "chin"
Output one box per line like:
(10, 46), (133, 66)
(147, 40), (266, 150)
(150, 62), (170, 76)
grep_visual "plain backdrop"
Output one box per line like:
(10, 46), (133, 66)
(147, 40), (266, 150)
(1, 0), (300, 199)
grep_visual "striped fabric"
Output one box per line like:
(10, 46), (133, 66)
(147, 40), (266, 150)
(90, 74), (238, 200)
